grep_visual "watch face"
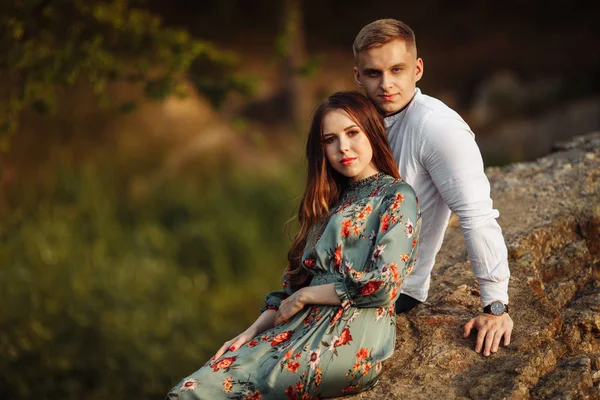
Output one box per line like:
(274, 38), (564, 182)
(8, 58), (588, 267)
(491, 302), (504, 315)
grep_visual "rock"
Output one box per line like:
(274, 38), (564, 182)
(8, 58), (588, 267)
(345, 133), (600, 399)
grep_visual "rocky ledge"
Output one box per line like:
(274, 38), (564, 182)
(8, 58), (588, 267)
(349, 133), (600, 399)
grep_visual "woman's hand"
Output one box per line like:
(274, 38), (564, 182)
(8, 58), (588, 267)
(274, 289), (307, 326)
(211, 327), (257, 361)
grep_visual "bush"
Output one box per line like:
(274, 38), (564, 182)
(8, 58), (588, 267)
(0, 159), (304, 399)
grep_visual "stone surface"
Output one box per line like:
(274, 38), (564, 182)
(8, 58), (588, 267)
(345, 133), (600, 400)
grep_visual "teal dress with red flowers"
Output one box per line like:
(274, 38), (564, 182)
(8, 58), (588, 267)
(166, 173), (420, 399)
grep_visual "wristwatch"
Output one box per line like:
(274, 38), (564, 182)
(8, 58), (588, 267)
(483, 301), (509, 316)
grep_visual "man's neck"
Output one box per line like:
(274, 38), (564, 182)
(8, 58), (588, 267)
(382, 91), (417, 119)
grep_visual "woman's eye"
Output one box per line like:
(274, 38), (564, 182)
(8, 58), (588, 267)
(322, 137), (335, 144)
(347, 130), (359, 137)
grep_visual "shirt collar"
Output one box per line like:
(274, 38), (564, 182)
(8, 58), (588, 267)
(384, 88), (420, 129)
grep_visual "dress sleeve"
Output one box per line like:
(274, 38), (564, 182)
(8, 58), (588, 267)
(261, 265), (295, 312)
(333, 184), (421, 308)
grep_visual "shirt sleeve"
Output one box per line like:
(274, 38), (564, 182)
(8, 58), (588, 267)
(261, 265), (295, 312)
(333, 184), (421, 308)
(420, 115), (510, 307)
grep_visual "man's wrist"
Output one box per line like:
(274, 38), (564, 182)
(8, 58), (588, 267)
(482, 301), (509, 316)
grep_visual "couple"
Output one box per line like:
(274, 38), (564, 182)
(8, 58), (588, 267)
(167, 19), (513, 399)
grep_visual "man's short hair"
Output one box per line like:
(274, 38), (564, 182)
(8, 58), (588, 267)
(353, 19), (417, 63)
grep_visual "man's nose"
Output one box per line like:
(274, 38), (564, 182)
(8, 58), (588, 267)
(380, 73), (393, 90)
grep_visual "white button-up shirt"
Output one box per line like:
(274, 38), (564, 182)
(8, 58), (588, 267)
(385, 88), (510, 307)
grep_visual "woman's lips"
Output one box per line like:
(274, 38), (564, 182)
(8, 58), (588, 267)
(340, 158), (357, 166)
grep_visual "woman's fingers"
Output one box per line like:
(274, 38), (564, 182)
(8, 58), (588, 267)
(230, 335), (250, 352)
(212, 340), (232, 361)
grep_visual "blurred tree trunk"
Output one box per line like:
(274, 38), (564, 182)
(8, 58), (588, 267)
(279, 0), (310, 127)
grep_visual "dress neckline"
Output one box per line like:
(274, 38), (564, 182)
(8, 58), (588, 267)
(347, 171), (387, 190)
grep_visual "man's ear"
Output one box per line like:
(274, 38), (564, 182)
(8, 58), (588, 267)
(353, 66), (362, 87)
(415, 58), (424, 82)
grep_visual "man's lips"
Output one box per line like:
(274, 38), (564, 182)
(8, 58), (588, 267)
(340, 157), (357, 166)
(380, 94), (398, 101)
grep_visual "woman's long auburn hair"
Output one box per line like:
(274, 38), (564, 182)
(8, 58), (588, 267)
(287, 91), (400, 289)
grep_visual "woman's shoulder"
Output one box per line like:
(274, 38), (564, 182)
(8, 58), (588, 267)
(380, 176), (416, 199)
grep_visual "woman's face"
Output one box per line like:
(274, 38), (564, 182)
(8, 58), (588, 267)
(321, 109), (379, 182)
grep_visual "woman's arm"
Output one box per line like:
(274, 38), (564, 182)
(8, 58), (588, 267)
(212, 309), (277, 360)
(274, 283), (340, 325)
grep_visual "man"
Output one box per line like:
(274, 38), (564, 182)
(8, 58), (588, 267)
(352, 19), (513, 357)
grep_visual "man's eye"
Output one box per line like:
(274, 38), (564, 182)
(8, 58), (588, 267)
(368, 72), (379, 77)
(392, 67), (402, 73)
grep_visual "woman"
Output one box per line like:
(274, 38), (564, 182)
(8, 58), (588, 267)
(167, 91), (420, 399)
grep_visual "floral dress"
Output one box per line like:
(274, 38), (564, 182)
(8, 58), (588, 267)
(167, 173), (420, 400)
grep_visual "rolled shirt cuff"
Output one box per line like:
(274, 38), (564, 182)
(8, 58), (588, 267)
(478, 278), (509, 308)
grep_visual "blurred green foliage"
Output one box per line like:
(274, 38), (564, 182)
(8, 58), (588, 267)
(0, 157), (304, 398)
(0, 0), (252, 146)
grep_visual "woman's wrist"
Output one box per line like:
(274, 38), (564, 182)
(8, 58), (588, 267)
(296, 287), (313, 305)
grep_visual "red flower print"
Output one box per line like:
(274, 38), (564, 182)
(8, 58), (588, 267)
(375, 307), (386, 321)
(211, 356), (237, 372)
(356, 347), (369, 361)
(391, 193), (405, 211)
(243, 391), (262, 400)
(222, 377), (234, 393)
(412, 239), (417, 248)
(341, 219), (352, 237)
(389, 286), (398, 300)
(303, 257), (316, 269)
(400, 253), (410, 262)
(369, 186), (382, 197)
(380, 214), (391, 232)
(352, 361), (361, 371)
(341, 384), (360, 394)
(284, 349), (294, 359)
(388, 304), (395, 317)
(285, 386), (297, 400)
(361, 281), (383, 296)
(352, 225), (361, 235)
(271, 330), (294, 347)
(180, 378), (199, 391)
(333, 245), (342, 271)
(329, 307), (344, 326)
(389, 262), (400, 281)
(362, 363), (373, 375)
(315, 367), (323, 387)
(286, 360), (301, 373)
(334, 327), (353, 347)
(247, 339), (259, 348)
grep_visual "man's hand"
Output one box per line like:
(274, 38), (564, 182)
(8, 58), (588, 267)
(463, 313), (513, 356)
(274, 289), (306, 326)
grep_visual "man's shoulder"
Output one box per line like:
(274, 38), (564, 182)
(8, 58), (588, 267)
(410, 90), (466, 122)
(409, 90), (474, 140)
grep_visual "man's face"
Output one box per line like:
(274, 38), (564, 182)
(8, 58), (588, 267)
(354, 39), (423, 116)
